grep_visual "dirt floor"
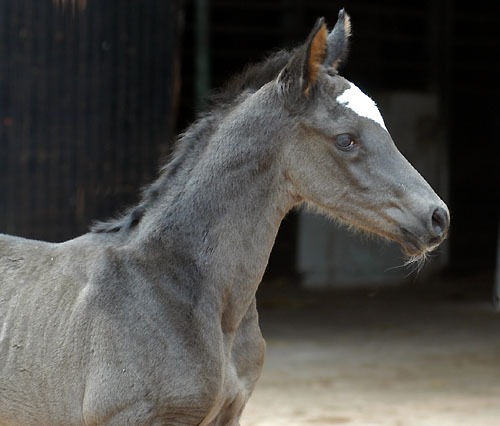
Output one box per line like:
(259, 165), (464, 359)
(241, 274), (500, 426)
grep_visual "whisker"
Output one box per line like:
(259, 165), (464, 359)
(384, 263), (407, 273)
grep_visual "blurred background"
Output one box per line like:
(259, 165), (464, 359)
(1, 1), (499, 424)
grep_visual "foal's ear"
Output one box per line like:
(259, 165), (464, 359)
(324, 9), (351, 71)
(277, 17), (328, 99)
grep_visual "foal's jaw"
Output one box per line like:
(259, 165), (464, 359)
(323, 197), (449, 260)
(357, 179), (450, 259)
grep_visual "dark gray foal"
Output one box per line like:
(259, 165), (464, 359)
(0, 11), (449, 426)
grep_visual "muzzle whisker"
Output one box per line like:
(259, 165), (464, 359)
(384, 263), (408, 273)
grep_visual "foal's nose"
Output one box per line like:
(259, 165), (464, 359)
(429, 206), (449, 241)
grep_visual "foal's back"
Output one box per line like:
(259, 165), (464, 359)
(0, 232), (100, 294)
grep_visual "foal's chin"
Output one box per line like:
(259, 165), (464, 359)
(369, 225), (444, 266)
(397, 233), (444, 268)
(401, 242), (431, 261)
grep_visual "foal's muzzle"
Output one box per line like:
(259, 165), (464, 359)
(400, 204), (450, 255)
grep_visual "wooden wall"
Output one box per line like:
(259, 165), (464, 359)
(0, 0), (182, 242)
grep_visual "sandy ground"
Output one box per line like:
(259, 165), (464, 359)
(241, 276), (500, 426)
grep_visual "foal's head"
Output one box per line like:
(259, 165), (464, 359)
(277, 11), (449, 259)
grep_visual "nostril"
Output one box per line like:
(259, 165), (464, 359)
(431, 207), (449, 238)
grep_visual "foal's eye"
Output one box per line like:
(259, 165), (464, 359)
(334, 134), (356, 150)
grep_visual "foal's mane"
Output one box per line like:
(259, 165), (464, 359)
(91, 49), (293, 234)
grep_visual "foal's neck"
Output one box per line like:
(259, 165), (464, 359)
(138, 86), (297, 325)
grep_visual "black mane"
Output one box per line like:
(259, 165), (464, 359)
(91, 49), (293, 234)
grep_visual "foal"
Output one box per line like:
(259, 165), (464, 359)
(0, 10), (448, 425)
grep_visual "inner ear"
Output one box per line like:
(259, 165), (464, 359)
(304, 19), (328, 95)
(276, 17), (328, 103)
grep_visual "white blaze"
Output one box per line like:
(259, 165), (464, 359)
(336, 82), (387, 131)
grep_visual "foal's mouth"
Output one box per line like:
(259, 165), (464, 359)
(399, 227), (443, 257)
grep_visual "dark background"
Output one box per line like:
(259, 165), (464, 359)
(0, 0), (499, 290)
